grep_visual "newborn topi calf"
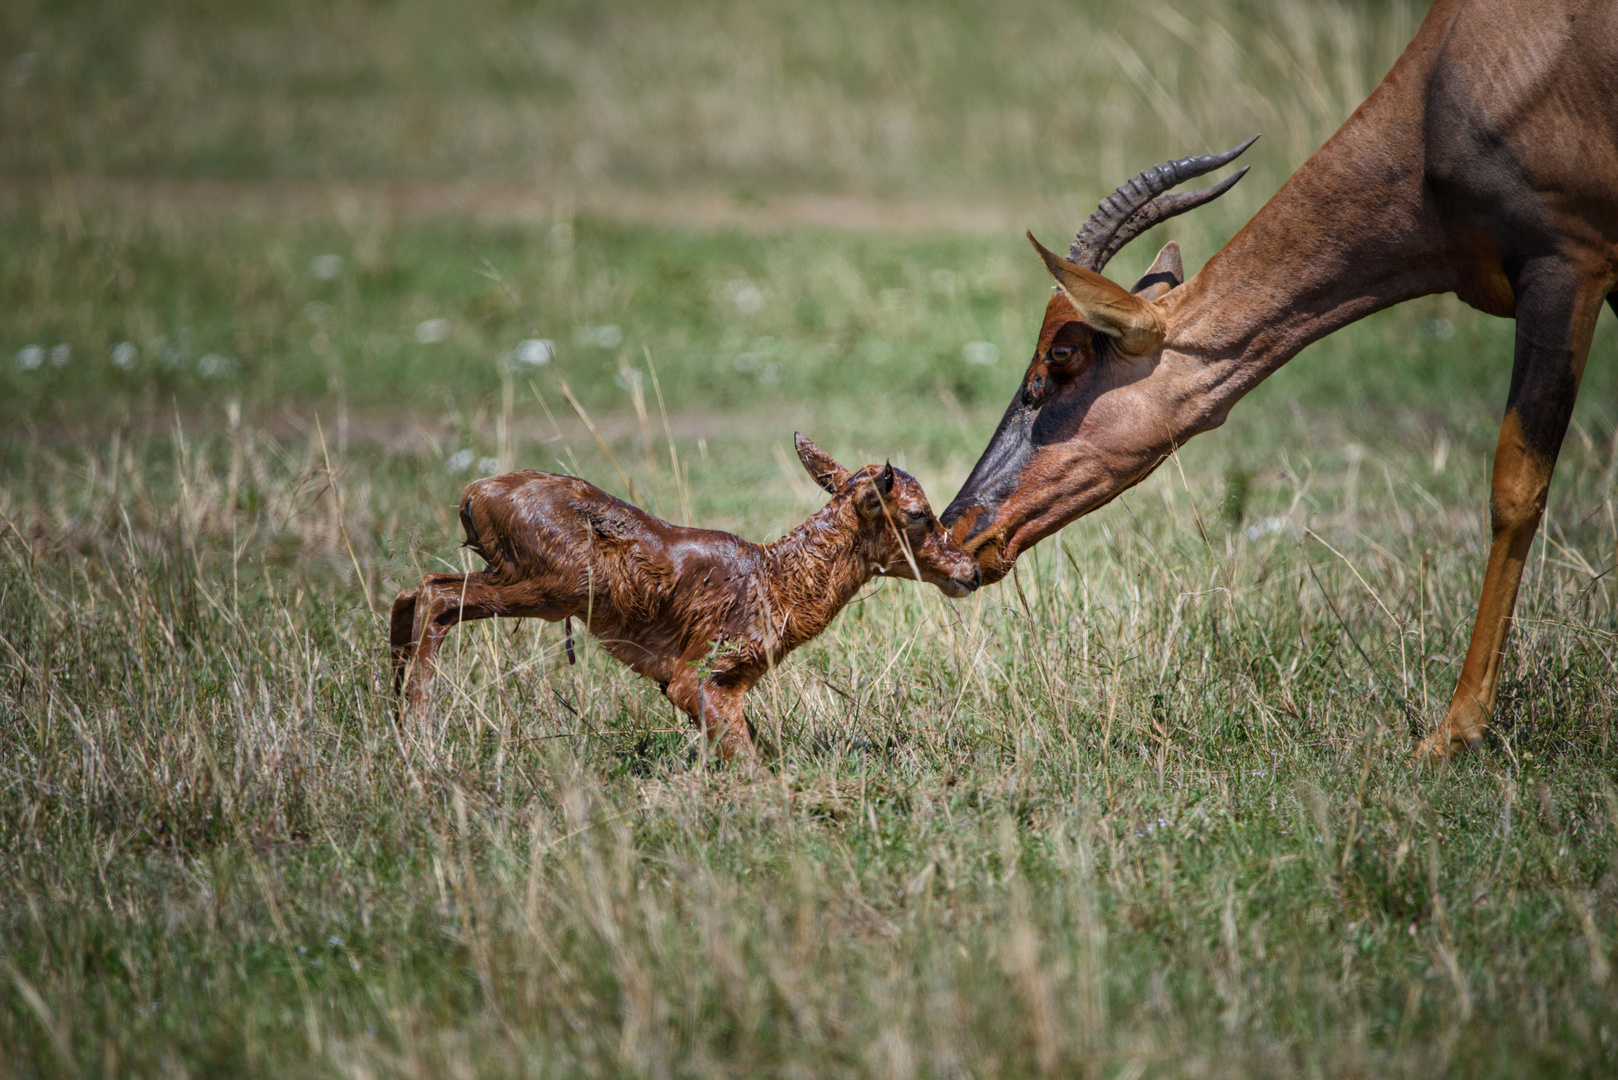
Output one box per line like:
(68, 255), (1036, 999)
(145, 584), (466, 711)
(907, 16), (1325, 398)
(389, 434), (980, 762)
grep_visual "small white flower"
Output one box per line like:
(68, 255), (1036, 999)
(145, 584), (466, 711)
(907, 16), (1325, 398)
(727, 280), (764, 314)
(303, 301), (332, 325)
(310, 254), (344, 281)
(509, 339), (554, 367)
(49, 344), (71, 368)
(110, 341), (138, 369)
(8, 53), (38, 89)
(477, 457), (501, 475)
(197, 353), (237, 378)
(415, 319), (451, 344)
(963, 341), (998, 366)
(445, 448), (475, 474)
(327, 934), (344, 948)
(14, 345), (44, 370)
(1244, 516), (1291, 542)
(577, 324), (622, 349)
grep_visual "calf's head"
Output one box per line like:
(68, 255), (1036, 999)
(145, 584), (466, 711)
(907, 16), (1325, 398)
(795, 433), (981, 598)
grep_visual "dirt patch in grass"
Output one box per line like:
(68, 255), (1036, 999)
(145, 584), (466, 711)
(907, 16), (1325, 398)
(4, 400), (789, 456)
(1, 174), (1022, 236)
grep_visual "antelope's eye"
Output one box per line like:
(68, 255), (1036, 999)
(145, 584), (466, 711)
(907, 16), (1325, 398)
(1049, 344), (1075, 364)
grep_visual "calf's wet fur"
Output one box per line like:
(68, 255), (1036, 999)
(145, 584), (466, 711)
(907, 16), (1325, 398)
(390, 434), (980, 762)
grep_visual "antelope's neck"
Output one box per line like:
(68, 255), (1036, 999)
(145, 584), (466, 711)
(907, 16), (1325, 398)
(1162, 11), (1457, 409)
(759, 503), (874, 652)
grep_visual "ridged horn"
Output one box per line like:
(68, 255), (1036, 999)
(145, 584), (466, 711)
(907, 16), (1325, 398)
(1068, 134), (1259, 271)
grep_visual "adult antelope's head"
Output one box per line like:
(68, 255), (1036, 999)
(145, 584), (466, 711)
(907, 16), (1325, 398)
(941, 137), (1259, 583)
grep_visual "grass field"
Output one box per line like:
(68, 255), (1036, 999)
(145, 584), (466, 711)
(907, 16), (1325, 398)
(4, 1), (1618, 1077)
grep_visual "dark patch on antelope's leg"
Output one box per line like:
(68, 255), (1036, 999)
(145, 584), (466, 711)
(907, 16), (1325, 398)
(564, 616), (576, 665)
(457, 497), (489, 563)
(389, 589), (420, 697)
(1418, 257), (1597, 759)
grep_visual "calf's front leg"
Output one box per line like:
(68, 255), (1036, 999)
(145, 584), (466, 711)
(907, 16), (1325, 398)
(664, 670), (758, 764)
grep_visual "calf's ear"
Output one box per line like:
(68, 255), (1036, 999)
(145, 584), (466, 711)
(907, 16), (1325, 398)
(855, 482), (884, 519)
(795, 433), (850, 493)
(855, 464), (895, 520)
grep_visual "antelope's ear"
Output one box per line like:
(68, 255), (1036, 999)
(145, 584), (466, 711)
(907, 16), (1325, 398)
(1028, 232), (1165, 352)
(855, 481), (883, 520)
(1130, 241), (1184, 301)
(855, 462), (897, 518)
(795, 433), (849, 494)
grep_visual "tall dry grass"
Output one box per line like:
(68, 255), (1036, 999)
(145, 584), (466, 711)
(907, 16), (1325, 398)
(5, 0), (1618, 1075)
(2, 368), (1616, 1074)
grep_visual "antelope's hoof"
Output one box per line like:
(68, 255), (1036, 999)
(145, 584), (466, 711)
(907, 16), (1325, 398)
(1411, 725), (1483, 765)
(716, 733), (762, 769)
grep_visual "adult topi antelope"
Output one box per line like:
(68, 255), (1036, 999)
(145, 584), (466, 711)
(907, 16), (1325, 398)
(940, 0), (1617, 759)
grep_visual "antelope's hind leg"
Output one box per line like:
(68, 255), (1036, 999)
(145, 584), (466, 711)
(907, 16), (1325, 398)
(401, 573), (573, 714)
(390, 588), (422, 696)
(1417, 259), (1606, 760)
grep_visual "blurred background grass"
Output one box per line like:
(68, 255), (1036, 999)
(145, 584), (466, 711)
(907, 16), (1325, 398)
(7, 0), (1520, 434)
(4, 2), (1618, 1077)
(2, 0), (1416, 190)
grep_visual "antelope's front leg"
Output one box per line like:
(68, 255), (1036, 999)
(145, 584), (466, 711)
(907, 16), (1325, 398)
(707, 684), (759, 764)
(1416, 258), (1600, 760)
(664, 671), (759, 764)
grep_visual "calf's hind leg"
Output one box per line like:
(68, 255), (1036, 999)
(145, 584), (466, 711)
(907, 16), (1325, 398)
(391, 573), (474, 704)
(390, 587), (421, 696)
(401, 572), (576, 714)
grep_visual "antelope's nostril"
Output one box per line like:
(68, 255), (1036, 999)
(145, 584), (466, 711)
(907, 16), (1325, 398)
(971, 566), (983, 588)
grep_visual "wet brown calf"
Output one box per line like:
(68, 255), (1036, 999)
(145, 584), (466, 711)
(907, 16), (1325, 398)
(390, 434), (980, 761)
